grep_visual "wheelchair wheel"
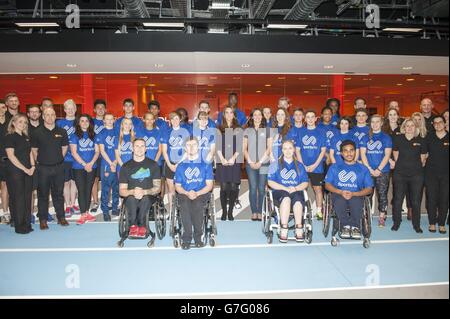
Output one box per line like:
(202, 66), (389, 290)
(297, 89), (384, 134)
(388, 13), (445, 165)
(209, 234), (216, 247)
(362, 197), (372, 239)
(261, 193), (272, 236)
(331, 237), (339, 247)
(155, 200), (167, 240)
(363, 238), (370, 249)
(118, 205), (128, 239)
(208, 195), (217, 236)
(169, 197), (177, 238)
(322, 193), (331, 238)
(267, 231), (273, 244)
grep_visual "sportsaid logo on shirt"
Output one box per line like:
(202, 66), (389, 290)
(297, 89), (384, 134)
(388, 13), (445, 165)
(280, 168), (297, 185)
(335, 140), (342, 152)
(105, 136), (115, 148)
(184, 167), (202, 184)
(121, 141), (133, 152)
(144, 136), (157, 148)
(367, 140), (383, 153)
(65, 126), (75, 136)
(337, 170), (358, 188)
(199, 136), (210, 149)
(354, 132), (366, 141)
(169, 136), (183, 148)
(326, 131), (335, 140)
(302, 135), (317, 149)
(131, 168), (151, 182)
(94, 125), (104, 135)
(79, 138), (94, 150)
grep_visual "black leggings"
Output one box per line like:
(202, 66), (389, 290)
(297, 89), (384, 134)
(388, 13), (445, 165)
(6, 166), (32, 233)
(72, 169), (96, 214)
(392, 172), (424, 229)
(220, 182), (239, 216)
(425, 171), (449, 226)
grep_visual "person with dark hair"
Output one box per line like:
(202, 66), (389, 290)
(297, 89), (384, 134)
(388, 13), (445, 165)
(56, 99), (78, 219)
(197, 100), (216, 128)
(216, 106), (243, 221)
(325, 98), (341, 126)
(148, 100), (169, 134)
(119, 139), (161, 238)
(4, 114), (35, 234)
(325, 140), (373, 238)
(96, 112), (119, 221)
(360, 115), (393, 228)
(175, 137), (214, 249)
(262, 107), (273, 127)
(296, 110), (327, 220)
(442, 109), (449, 132)
(4, 93), (21, 122)
(318, 106), (339, 146)
(31, 108), (70, 230)
(291, 108), (306, 143)
(176, 107), (192, 134)
(91, 99), (107, 214)
(192, 111), (216, 163)
(244, 108), (272, 221)
(40, 97), (54, 113)
(216, 93), (247, 127)
(70, 114), (100, 225)
(268, 140), (309, 242)
(392, 118), (427, 233)
(114, 98), (143, 135)
(351, 98), (367, 126)
(271, 108), (297, 161)
(0, 99), (10, 224)
(329, 116), (359, 165)
(351, 108), (370, 143)
(424, 115), (449, 234)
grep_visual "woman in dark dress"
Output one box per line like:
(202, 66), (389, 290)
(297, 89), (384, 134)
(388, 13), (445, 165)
(4, 114), (35, 234)
(216, 106), (243, 221)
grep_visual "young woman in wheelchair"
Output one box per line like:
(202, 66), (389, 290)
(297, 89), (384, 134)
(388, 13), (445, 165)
(324, 140), (373, 239)
(174, 136), (214, 250)
(119, 139), (161, 238)
(268, 140), (309, 243)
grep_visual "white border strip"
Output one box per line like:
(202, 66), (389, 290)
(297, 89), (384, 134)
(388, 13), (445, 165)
(0, 237), (447, 253)
(1, 282), (448, 299)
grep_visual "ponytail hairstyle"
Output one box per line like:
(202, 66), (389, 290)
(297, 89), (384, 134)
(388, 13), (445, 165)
(118, 118), (135, 156)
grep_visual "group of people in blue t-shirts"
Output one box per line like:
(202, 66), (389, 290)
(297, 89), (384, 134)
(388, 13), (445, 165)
(1, 92), (448, 244)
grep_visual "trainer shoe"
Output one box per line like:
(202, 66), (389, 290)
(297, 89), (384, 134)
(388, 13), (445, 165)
(340, 226), (351, 239)
(1, 214), (11, 224)
(137, 226), (147, 238)
(195, 242), (205, 248)
(129, 225), (139, 237)
(351, 227), (362, 239)
(90, 202), (99, 213)
(85, 213), (96, 222)
(181, 242), (191, 250)
(47, 213), (54, 222)
(76, 214), (88, 225)
(71, 206), (81, 214)
(103, 214), (111, 222)
(65, 207), (72, 218)
(234, 199), (242, 210)
(31, 214), (36, 225)
(378, 216), (385, 228)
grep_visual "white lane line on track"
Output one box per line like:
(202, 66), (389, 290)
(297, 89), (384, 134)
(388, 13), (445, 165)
(1, 282), (448, 299)
(0, 237), (447, 253)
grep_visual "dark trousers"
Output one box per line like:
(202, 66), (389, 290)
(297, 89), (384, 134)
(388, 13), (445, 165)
(372, 172), (390, 213)
(72, 169), (96, 214)
(220, 182), (239, 216)
(393, 172), (424, 228)
(37, 163), (65, 221)
(6, 166), (32, 233)
(178, 193), (209, 244)
(331, 193), (364, 229)
(425, 171), (449, 226)
(125, 195), (154, 227)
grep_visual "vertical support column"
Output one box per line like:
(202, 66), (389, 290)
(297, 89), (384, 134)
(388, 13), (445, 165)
(332, 75), (345, 115)
(81, 74), (94, 115)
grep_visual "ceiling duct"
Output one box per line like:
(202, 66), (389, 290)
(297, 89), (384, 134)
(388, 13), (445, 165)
(209, 0), (232, 33)
(411, 0), (449, 18)
(121, 0), (149, 18)
(285, 0), (325, 20)
(251, 0), (276, 19)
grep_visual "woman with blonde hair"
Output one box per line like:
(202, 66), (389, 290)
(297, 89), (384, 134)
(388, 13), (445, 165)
(4, 114), (35, 233)
(391, 118), (427, 233)
(412, 112), (428, 138)
(114, 118), (136, 175)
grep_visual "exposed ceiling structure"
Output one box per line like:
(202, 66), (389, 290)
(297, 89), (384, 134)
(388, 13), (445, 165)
(0, 0), (447, 38)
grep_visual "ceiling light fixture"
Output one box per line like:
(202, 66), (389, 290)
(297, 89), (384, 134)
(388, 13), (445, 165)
(267, 24), (308, 29)
(16, 22), (59, 27)
(383, 28), (422, 33)
(143, 22), (184, 28)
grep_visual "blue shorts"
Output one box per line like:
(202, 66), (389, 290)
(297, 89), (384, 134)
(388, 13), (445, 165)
(63, 162), (73, 182)
(272, 190), (305, 208)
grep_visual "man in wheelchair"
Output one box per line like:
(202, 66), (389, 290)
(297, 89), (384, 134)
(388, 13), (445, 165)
(119, 139), (161, 238)
(324, 140), (373, 239)
(174, 137), (214, 250)
(268, 140), (309, 242)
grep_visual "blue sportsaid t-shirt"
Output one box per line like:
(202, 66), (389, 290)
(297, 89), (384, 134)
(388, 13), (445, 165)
(325, 162), (373, 192)
(56, 118), (75, 162)
(69, 132), (97, 170)
(113, 116), (144, 136)
(114, 133), (133, 169)
(272, 126), (296, 160)
(296, 127), (327, 173)
(93, 118), (105, 135)
(268, 160), (309, 187)
(351, 125), (370, 142)
(360, 132), (393, 173)
(137, 127), (162, 165)
(95, 128), (116, 171)
(174, 159), (214, 192)
(162, 126), (190, 164)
